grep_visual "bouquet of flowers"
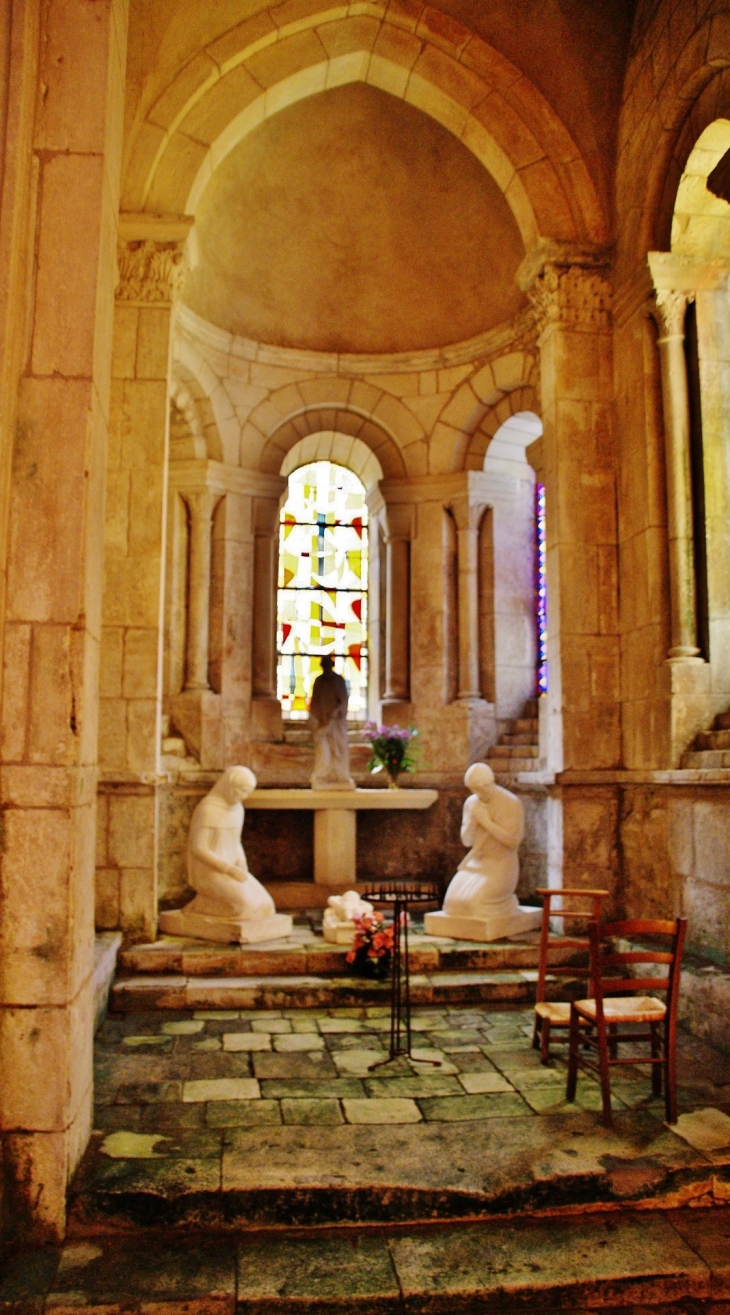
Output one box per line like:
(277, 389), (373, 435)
(345, 911), (394, 978)
(361, 722), (419, 788)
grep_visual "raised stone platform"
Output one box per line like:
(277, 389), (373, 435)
(71, 1001), (730, 1235)
(111, 923), (584, 1011)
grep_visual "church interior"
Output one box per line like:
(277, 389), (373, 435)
(1, 0), (730, 1305)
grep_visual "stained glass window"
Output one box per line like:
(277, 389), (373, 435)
(536, 482), (548, 694)
(277, 461), (369, 720)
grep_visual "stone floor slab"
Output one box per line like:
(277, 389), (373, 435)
(45, 1236), (235, 1314)
(281, 1097), (344, 1125)
(389, 1210), (710, 1312)
(343, 1098), (422, 1124)
(236, 1233), (401, 1312)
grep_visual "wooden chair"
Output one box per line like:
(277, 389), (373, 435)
(532, 888), (609, 1063)
(566, 917), (687, 1128)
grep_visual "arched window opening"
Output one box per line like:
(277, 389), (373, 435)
(277, 460), (369, 720)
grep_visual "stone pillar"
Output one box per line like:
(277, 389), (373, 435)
(653, 289), (700, 659)
(96, 215), (190, 942)
(183, 489), (218, 691)
(251, 495), (283, 739)
(524, 254), (619, 772)
(382, 503), (412, 717)
(646, 253), (712, 764)
(0, 0), (128, 1241)
(451, 501), (483, 700)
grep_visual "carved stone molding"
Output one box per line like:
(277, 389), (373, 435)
(116, 238), (185, 304)
(654, 288), (694, 340)
(527, 263), (612, 336)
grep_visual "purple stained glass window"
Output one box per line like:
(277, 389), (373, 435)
(536, 482), (548, 694)
(277, 461), (369, 720)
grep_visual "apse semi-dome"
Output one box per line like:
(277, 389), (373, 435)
(182, 82), (527, 355)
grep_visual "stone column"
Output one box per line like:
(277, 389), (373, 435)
(451, 500), (483, 700)
(0, 0), (127, 1241)
(382, 503), (412, 713)
(96, 215), (190, 942)
(524, 254), (619, 772)
(251, 496), (283, 739)
(653, 289), (700, 659)
(184, 489), (218, 691)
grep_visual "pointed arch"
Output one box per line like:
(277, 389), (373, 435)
(123, 6), (606, 247)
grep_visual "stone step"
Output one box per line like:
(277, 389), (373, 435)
(696, 728), (730, 750)
(117, 932), (579, 979)
(488, 743), (539, 758)
(160, 735), (187, 756)
(681, 749), (730, 768)
(110, 967), (582, 1012)
(490, 757), (543, 773)
(514, 717), (539, 733)
(500, 731), (538, 746)
(19, 1209), (725, 1309)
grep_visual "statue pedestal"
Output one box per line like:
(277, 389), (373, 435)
(159, 908), (293, 944)
(424, 906), (541, 943)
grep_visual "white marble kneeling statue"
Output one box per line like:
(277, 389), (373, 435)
(322, 890), (374, 945)
(159, 766), (293, 945)
(424, 763), (541, 943)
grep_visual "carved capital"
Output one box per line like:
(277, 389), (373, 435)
(527, 263), (612, 336)
(654, 288), (694, 340)
(116, 238), (185, 304)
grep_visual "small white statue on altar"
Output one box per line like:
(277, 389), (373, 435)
(322, 890), (374, 945)
(309, 654), (355, 790)
(159, 766), (293, 944)
(424, 762), (541, 943)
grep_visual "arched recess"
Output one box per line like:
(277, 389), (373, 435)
(170, 364), (222, 461)
(123, 7), (606, 247)
(467, 386), (540, 470)
(255, 403), (410, 479)
(172, 339), (237, 462)
(281, 432), (384, 491)
(615, 9), (730, 282)
(428, 350), (539, 473)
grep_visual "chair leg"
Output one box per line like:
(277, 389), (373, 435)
(665, 1023), (678, 1125)
(608, 1022), (618, 1060)
(650, 1022), (662, 1096)
(532, 1014), (541, 1051)
(595, 1016), (613, 1129)
(540, 1018), (551, 1065)
(566, 1006), (580, 1101)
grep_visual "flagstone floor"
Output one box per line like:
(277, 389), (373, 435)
(68, 1000), (730, 1231)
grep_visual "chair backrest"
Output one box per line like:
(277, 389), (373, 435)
(534, 887), (609, 1004)
(587, 917), (687, 1022)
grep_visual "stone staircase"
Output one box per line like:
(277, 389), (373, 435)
(681, 707), (730, 768)
(160, 714), (200, 772)
(110, 919), (585, 1013)
(486, 698), (543, 779)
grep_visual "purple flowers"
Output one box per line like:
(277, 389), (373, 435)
(361, 722), (419, 785)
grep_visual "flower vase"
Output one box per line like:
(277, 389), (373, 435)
(348, 948), (392, 980)
(386, 768), (400, 789)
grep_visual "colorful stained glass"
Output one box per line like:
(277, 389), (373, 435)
(536, 481), (548, 694)
(277, 461), (369, 720)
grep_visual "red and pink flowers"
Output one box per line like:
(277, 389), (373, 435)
(346, 911), (394, 965)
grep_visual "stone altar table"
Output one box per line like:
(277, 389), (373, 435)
(246, 788), (438, 886)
